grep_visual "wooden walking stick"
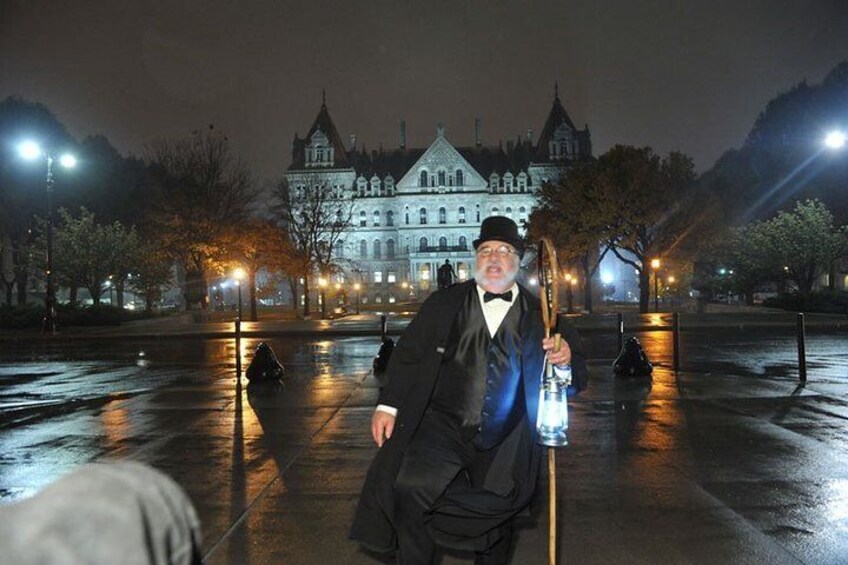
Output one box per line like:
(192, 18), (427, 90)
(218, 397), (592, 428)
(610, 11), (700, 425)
(537, 237), (569, 565)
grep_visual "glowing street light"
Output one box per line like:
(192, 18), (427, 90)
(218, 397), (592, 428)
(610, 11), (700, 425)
(18, 141), (77, 334)
(650, 258), (661, 313)
(825, 130), (846, 150)
(318, 276), (328, 319)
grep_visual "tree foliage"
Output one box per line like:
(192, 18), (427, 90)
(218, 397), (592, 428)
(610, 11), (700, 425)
(271, 174), (353, 317)
(529, 161), (610, 312)
(146, 127), (258, 309)
(222, 217), (294, 320)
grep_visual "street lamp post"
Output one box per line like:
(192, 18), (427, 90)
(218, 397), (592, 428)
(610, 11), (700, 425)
(233, 268), (246, 323)
(19, 142), (77, 334)
(318, 277), (328, 319)
(651, 258), (661, 313)
(354, 283), (361, 314)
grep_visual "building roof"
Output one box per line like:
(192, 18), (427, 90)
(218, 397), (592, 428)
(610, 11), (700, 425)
(289, 96), (352, 170)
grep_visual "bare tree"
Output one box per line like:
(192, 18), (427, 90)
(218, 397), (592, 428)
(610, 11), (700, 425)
(146, 126), (258, 310)
(271, 174), (354, 317)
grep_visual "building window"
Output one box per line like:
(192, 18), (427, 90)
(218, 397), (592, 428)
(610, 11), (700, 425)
(388, 294), (396, 304)
(438, 170), (446, 186)
(519, 206), (527, 224)
(505, 207), (513, 218)
(419, 264), (431, 281)
(419, 237), (428, 251)
(439, 207), (446, 224)
(456, 169), (464, 186)
(419, 170), (428, 187)
(489, 173), (499, 191)
(371, 175), (381, 195)
(375, 293), (383, 303)
(387, 239), (395, 259)
(387, 271), (397, 283)
(419, 208), (427, 225)
(458, 236), (467, 250)
(439, 236), (447, 250)
(373, 210), (380, 226)
(386, 211), (394, 226)
(336, 241), (345, 258)
(373, 239), (382, 259)
(476, 205), (481, 222)
(385, 175), (394, 195)
(374, 271), (383, 283)
(405, 206), (410, 225)
(457, 262), (468, 280)
(458, 206), (466, 224)
(359, 240), (367, 258)
(359, 210), (367, 227)
(491, 207), (499, 217)
(357, 176), (367, 196)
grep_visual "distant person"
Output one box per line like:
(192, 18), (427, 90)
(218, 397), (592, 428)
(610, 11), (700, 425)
(436, 259), (457, 290)
(0, 462), (202, 565)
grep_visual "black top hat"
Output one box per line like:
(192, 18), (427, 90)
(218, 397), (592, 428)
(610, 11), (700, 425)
(473, 216), (525, 256)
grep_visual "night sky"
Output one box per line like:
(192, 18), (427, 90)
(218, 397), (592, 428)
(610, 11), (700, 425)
(3, 1), (848, 182)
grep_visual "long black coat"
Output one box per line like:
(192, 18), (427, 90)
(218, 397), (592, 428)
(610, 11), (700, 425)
(350, 280), (588, 553)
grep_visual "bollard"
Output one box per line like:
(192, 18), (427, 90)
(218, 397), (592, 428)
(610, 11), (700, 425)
(617, 313), (624, 353)
(380, 314), (387, 342)
(672, 312), (680, 372)
(235, 319), (242, 379)
(797, 312), (807, 383)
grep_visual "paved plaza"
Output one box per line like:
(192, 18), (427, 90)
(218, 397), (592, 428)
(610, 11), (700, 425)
(0, 314), (847, 563)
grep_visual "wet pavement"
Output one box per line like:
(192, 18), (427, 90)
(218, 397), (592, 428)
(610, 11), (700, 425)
(0, 321), (847, 564)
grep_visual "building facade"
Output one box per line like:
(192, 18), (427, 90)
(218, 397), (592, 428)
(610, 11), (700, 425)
(285, 91), (591, 306)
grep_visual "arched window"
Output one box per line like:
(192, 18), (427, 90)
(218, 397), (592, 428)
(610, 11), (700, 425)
(491, 207), (499, 217)
(373, 239), (382, 259)
(386, 210), (394, 226)
(419, 208), (428, 225)
(359, 240), (367, 258)
(405, 206), (410, 225)
(386, 239), (395, 259)
(359, 210), (367, 227)
(439, 207), (446, 224)
(373, 210), (380, 226)
(519, 206), (527, 224)
(458, 206), (466, 224)
(419, 170), (428, 187)
(439, 236), (448, 250)
(458, 236), (467, 250)
(438, 170), (446, 186)
(456, 169), (464, 186)
(419, 237), (428, 251)
(476, 204), (481, 222)
(505, 207), (513, 218)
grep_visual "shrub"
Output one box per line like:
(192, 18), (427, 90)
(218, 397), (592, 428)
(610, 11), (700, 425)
(762, 290), (848, 314)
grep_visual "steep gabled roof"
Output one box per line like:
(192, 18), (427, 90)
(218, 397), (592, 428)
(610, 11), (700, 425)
(288, 97), (352, 170)
(533, 86), (592, 163)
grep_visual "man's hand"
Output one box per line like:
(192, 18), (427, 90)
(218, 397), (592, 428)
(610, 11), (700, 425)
(371, 411), (396, 447)
(542, 335), (571, 367)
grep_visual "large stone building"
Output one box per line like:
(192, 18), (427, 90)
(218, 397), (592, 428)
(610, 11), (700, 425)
(284, 90), (591, 306)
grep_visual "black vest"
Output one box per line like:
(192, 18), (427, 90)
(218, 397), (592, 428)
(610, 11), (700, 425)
(430, 286), (525, 449)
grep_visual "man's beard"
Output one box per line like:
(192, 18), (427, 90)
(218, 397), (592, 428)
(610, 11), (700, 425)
(474, 260), (519, 288)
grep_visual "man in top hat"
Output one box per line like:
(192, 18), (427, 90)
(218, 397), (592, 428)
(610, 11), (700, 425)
(351, 216), (588, 564)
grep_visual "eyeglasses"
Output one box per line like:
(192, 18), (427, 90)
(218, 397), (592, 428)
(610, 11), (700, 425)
(476, 245), (518, 257)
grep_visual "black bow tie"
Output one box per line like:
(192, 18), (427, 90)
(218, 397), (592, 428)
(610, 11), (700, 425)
(483, 290), (513, 303)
